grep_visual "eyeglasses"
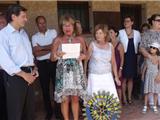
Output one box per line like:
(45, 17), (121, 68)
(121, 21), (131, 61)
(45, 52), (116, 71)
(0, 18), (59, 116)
(124, 20), (132, 23)
(154, 19), (160, 22)
(150, 46), (157, 49)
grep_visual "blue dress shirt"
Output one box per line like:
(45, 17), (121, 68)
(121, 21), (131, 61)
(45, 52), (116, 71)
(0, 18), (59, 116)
(0, 24), (34, 76)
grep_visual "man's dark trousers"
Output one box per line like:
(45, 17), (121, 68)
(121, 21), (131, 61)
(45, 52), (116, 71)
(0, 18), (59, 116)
(37, 60), (61, 119)
(3, 70), (35, 120)
(0, 70), (7, 120)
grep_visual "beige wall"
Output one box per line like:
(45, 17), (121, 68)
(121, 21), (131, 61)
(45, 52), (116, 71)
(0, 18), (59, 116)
(0, 1), (17, 4)
(91, 1), (160, 24)
(2, 1), (160, 36)
(91, 1), (145, 12)
(20, 1), (58, 37)
(146, 2), (160, 19)
(92, 1), (120, 12)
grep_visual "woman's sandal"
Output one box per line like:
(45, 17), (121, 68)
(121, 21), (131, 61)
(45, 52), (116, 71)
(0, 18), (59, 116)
(128, 99), (132, 104)
(122, 100), (128, 106)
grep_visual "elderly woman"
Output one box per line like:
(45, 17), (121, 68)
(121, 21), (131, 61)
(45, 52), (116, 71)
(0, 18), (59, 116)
(50, 15), (87, 120)
(140, 13), (160, 111)
(140, 14), (160, 62)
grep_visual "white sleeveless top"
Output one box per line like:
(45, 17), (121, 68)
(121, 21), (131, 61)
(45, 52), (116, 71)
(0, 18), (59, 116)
(88, 42), (112, 74)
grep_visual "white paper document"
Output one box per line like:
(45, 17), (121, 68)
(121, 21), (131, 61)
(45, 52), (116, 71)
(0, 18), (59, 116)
(62, 43), (80, 59)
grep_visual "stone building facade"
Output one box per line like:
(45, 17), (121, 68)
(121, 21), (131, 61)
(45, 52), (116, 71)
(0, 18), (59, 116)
(0, 1), (160, 36)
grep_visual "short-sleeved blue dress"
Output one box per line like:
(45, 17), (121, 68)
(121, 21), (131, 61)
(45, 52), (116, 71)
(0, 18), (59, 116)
(122, 38), (137, 79)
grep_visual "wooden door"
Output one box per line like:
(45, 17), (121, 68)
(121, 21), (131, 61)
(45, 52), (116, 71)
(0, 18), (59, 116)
(120, 4), (142, 30)
(93, 12), (121, 30)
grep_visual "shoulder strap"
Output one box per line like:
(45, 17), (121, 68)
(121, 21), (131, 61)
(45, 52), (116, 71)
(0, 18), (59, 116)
(91, 41), (96, 49)
(115, 42), (120, 49)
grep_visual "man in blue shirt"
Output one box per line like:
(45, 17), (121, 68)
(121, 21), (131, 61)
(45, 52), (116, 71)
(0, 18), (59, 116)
(0, 5), (38, 120)
(0, 13), (7, 120)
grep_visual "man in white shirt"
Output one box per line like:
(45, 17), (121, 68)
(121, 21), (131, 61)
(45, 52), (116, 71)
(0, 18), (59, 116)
(0, 5), (38, 120)
(32, 16), (61, 120)
(0, 13), (7, 120)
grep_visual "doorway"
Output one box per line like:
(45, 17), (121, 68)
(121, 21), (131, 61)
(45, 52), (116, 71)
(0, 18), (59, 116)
(120, 4), (142, 30)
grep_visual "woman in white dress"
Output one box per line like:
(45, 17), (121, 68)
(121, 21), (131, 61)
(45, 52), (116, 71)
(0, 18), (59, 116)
(87, 24), (121, 99)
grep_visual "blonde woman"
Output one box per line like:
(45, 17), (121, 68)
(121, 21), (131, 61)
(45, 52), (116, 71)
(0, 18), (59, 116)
(50, 15), (87, 120)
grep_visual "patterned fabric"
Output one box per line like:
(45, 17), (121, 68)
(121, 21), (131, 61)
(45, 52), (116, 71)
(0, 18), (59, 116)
(140, 30), (160, 50)
(87, 41), (119, 100)
(144, 58), (160, 94)
(54, 58), (87, 103)
(88, 41), (112, 74)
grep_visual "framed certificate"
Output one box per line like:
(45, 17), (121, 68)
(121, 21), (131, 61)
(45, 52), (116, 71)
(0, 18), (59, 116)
(62, 43), (80, 59)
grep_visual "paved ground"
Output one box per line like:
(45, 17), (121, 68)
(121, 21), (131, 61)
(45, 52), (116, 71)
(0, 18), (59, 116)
(120, 100), (160, 120)
(35, 99), (160, 120)
(33, 81), (160, 120)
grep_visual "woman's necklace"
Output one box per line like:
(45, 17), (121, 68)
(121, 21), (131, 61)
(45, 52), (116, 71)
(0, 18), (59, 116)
(125, 29), (133, 37)
(68, 36), (73, 43)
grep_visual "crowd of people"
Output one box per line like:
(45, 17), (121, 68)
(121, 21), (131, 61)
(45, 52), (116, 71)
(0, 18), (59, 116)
(0, 4), (160, 120)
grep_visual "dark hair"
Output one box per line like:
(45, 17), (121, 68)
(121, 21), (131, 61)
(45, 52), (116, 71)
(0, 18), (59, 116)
(140, 23), (150, 32)
(59, 14), (75, 36)
(94, 24), (109, 42)
(156, 49), (159, 55)
(6, 4), (27, 23)
(108, 26), (119, 36)
(35, 16), (46, 24)
(148, 17), (152, 25)
(149, 47), (160, 55)
(123, 15), (134, 22)
(74, 20), (83, 36)
(148, 13), (160, 26)
(0, 12), (6, 17)
(0, 12), (6, 20)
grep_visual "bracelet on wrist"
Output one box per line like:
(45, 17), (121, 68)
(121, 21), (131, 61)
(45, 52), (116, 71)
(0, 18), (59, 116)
(120, 66), (123, 70)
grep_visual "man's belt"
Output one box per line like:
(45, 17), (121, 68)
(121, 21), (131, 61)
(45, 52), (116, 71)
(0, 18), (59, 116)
(21, 66), (34, 73)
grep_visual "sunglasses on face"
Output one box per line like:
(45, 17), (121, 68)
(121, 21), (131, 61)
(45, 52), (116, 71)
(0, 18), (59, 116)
(150, 46), (157, 49)
(154, 19), (160, 22)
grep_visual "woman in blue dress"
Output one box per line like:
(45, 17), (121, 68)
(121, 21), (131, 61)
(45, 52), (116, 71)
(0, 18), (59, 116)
(119, 15), (141, 104)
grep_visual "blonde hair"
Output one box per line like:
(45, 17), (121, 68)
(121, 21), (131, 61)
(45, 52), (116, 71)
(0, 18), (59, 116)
(94, 24), (109, 42)
(59, 14), (75, 36)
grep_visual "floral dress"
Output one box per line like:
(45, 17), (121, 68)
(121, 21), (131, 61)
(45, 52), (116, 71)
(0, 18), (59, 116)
(140, 30), (160, 50)
(144, 58), (160, 94)
(54, 37), (87, 103)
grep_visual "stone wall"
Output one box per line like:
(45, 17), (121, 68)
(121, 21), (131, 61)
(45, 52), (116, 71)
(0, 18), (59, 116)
(92, 1), (120, 12)
(20, 1), (58, 37)
(91, 1), (160, 23)
(1, 1), (160, 36)
(146, 2), (160, 20)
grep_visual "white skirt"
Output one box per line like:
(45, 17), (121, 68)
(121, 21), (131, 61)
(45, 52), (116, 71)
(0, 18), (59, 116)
(87, 72), (119, 99)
